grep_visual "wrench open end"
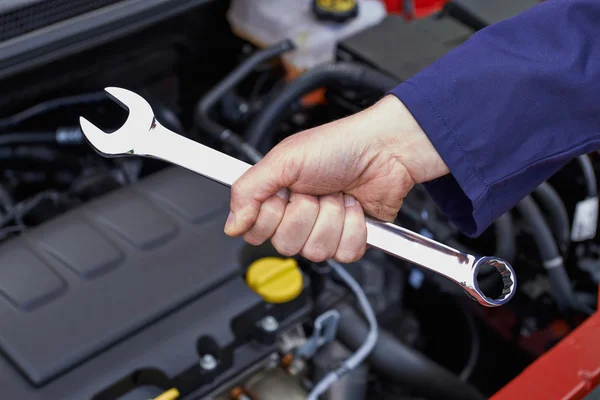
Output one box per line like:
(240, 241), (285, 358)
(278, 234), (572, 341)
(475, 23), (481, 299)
(79, 87), (156, 158)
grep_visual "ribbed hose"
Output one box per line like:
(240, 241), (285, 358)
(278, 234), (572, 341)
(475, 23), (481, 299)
(517, 195), (576, 312)
(533, 182), (570, 252)
(245, 62), (399, 154)
(334, 303), (485, 400)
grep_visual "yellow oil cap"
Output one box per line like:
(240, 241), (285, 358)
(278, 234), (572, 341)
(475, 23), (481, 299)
(246, 257), (303, 304)
(313, 0), (359, 23)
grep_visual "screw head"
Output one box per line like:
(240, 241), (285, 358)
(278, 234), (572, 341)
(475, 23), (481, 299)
(199, 353), (217, 370)
(260, 315), (279, 332)
(267, 353), (280, 369)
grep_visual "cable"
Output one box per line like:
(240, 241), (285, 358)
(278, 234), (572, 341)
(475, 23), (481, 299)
(0, 190), (63, 228)
(307, 259), (378, 400)
(533, 182), (570, 252)
(0, 92), (108, 132)
(0, 127), (84, 147)
(334, 303), (485, 400)
(0, 225), (25, 241)
(576, 154), (598, 198)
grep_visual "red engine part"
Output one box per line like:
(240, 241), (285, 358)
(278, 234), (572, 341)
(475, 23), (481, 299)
(491, 286), (600, 400)
(383, 0), (449, 19)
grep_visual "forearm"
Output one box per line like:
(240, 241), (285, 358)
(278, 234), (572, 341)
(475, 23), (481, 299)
(390, 0), (600, 237)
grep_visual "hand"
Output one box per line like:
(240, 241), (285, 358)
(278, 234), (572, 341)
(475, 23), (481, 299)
(224, 95), (449, 263)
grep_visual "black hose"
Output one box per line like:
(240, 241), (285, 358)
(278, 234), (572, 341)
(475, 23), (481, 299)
(516, 195), (576, 312)
(334, 303), (485, 400)
(194, 40), (295, 140)
(493, 212), (517, 264)
(442, 1), (489, 31)
(0, 132), (56, 145)
(0, 145), (78, 162)
(533, 182), (570, 252)
(576, 154), (598, 198)
(245, 62), (399, 154)
(0, 92), (107, 132)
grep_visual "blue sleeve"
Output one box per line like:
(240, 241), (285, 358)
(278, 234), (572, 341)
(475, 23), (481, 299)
(389, 0), (600, 238)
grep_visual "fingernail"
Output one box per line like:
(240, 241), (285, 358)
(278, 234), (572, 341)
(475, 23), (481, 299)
(224, 211), (235, 234)
(276, 188), (290, 200)
(344, 194), (356, 207)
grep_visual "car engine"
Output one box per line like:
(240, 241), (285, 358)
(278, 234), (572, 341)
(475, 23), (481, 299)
(1, 1), (599, 399)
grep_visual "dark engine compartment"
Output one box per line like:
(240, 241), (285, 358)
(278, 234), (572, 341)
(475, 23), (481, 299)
(1, 1), (599, 399)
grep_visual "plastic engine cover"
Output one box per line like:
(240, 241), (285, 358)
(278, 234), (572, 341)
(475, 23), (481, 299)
(0, 166), (309, 399)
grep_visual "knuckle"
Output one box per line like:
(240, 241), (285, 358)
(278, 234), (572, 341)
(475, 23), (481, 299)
(334, 248), (363, 263)
(333, 250), (355, 263)
(230, 180), (243, 197)
(293, 193), (320, 210)
(302, 245), (333, 263)
(271, 237), (298, 257)
(262, 202), (283, 218)
(242, 231), (266, 246)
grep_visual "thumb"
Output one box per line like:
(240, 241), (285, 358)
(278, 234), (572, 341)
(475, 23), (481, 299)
(224, 153), (293, 237)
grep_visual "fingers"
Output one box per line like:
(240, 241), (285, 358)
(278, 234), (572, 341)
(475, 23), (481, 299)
(225, 149), (297, 237)
(255, 191), (367, 264)
(333, 194), (368, 263)
(300, 193), (345, 262)
(242, 189), (290, 246)
(271, 193), (320, 256)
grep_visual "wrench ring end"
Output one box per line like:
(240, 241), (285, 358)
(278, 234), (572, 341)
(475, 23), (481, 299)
(470, 256), (517, 307)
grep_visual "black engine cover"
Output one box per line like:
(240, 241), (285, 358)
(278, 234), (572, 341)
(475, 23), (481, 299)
(0, 166), (310, 399)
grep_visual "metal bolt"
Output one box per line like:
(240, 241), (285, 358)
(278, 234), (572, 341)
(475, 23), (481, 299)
(238, 103), (249, 113)
(288, 358), (306, 375)
(267, 353), (280, 369)
(260, 315), (279, 332)
(199, 354), (217, 370)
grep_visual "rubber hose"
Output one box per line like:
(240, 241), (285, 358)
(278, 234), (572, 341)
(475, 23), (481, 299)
(0, 92), (107, 132)
(533, 182), (570, 251)
(494, 212), (517, 264)
(516, 195), (576, 312)
(245, 62), (399, 154)
(194, 39), (295, 138)
(442, 1), (489, 31)
(0, 132), (56, 145)
(334, 303), (485, 400)
(576, 154), (598, 198)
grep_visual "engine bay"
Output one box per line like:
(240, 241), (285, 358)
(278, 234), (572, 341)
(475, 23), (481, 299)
(1, 1), (599, 399)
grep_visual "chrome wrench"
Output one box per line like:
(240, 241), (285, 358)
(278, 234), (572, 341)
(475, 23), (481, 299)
(79, 87), (516, 307)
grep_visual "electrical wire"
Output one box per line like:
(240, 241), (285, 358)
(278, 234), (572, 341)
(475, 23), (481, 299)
(307, 260), (378, 400)
(0, 225), (26, 241)
(0, 92), (108, 132)
(0, 190), (63, 229)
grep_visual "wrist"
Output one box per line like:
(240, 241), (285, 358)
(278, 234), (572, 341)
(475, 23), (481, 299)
(367, 94), (450, 184)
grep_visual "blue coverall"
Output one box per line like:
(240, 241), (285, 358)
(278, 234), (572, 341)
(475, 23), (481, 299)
(389, 0), (600, 238)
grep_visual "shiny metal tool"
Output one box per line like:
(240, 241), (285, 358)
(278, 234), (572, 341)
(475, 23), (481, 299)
(79, 87), (516, 307)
